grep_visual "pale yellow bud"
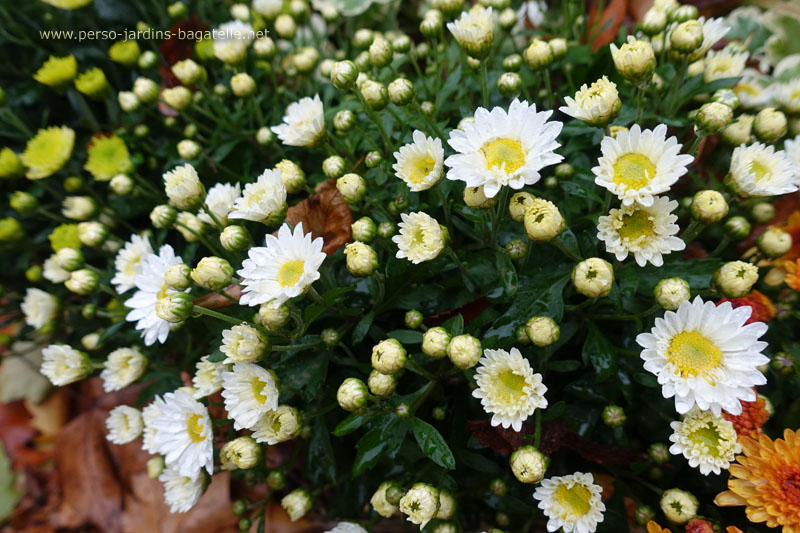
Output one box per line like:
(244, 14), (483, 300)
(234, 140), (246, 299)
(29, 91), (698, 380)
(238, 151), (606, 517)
(572, 258), (614, 298)
(446, 334), (481, 369)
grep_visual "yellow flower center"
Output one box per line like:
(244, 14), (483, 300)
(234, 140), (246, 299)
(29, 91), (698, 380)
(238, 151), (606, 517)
(408, 155), (436, 184)
(748, 159), (771, 182)
(495, 369), (526, 402)
(689, 423), (723, 457)
(252, 378), (268, 404)
(277, 260), (304, 287)
(617, 209), (655, 242)
(271, 417), (283, 433)
(186, 413), (206, 443)
(667, 331), (722, 377)
(157, 283), (169, 300)
(480, 138), (525, 174)
(612, 153), (657, 190)
(736, 84), (758, 96)
(556, 483), (592, 517)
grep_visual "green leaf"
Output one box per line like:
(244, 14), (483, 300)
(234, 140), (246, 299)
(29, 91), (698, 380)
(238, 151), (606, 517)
(442, 314), (464, 336)
(495, 250), (518, 297)
(637, 257), (722, 292)
(306, 417), (336, 484)
(352, 311), (375, 344)
(582, 324), (617, 382)
(386, 329), (423, 344)
(454, 448), (500, 473)
(352, 415), (407, 477)
(272, 351), (330, 402)
(633, 372), (659, 388)
(96, 320), (127, 345)
(542, 401), (566, 421)
(548, 360), (581, 372)
(334, 412), (375, 436)
(409, 417), (456, 470)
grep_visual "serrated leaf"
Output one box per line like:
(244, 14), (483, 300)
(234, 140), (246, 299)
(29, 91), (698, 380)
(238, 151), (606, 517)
(409, 417), (455, 470)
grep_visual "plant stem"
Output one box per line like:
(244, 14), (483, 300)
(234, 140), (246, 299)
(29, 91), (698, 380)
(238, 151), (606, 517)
(543, 68), (554, 109)
(446, 246), (478, 292)
(193, 305), (243, 325)
(436, 185), (453, 237)
(479, 60), (489, 108)
(354, 89), (393, 155)
(490, 186), (510, 244)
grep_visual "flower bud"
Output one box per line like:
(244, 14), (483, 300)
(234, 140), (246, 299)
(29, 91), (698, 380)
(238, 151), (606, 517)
(649, 442), (669, 463)
(369, 36), (394, 68)
(509, 445), (547, 483)
(322, 155), (347, 179)
(134, 124), (149, 138)
(654, 277), (690, 310)
(436, 490), (456, 520)
(138, 50), (158, 69)
(572, 258), (614, 298)
(293, 47), (318, 73)
(220, 436), (261, 470)
(10, 191), (37, 214)
(256, 127), (274, 146)
(660, 488), (698, 524)
(448, 6), (493, 59)
(634, 505), (655, 526)
(671, 4), (698, 22)
(221, 324), (269, 363)
(171, 59), (203, 85)
(753, 107), (787, 143)
(372, 338), (407, 374)
(524, 39), (553, 70)
(503, 54), (522, 72)
(354, 51), (371, 72)
(714, 261), (758, 298)
(133, 77), (159, 103)
(361, 80), (389, 110)
(691, 190), (728, 222)
(602, 404), (626, 427)
(161, 86), (192, 112)
(167, 1), (187, 18)
(353, 28), (374, 49)
(772, 352), (796, 375)
(392, 33), (412, 53)
(25, 265), (42, 282)
(757, 228), (792, 257)
(368, 369), (397, 397)
(76, 221), (106, 247)
(508, 192), (535, 222)
(110, 174), (133, 195)
(404, 309), (424, 329)
(751, 202), (775, 224)
(256, 302), (290, 330)
(695, 102), (733, 136)
(156, 292), (194, 323)
(220, 224), (250, 252)
(352, 217), (377, 243)
(642, 8), (666, 35)
(117, 91), (139, 112)
(610, 37), (655, 84)
(464, 185), (495, 209)
(525, 316), (560, 347)
(231, 73), (256, 97)
(422, 327), (450, 358)
(670, 20), (703, 54)
(724, 216), (751, 240)
(274, 13), (296, 39)
(363, 151), (382, 169)
(344, 242), (378, 277)
(333, 109), (356, 135)
(337, 173), (367, 203)
(163, 164), (205, 210)
(177, 139), (201, 159)
(314, 328), (337, 348)
(281, 489), (312, 522)
(505, 239), (528, 260)
(377, 221), (396, 238)
(146, 456), (164, 479)
(65, 268), (99, 295)
(721, 114), (753, 145)
(266, 470), (285, 490)
(330, 60), (358, 90)
(688, 59), (704, 78)
(62, 196), (96, 221)
(56, 247), (84, 271)
(497, 72), (522, 97)
(388, 78), (415, 106)
(446, 333), (481, 369)
(165, 263), (192, 290)
(516, 325), (531, 344)
(399, 483), (439, 529)
(191, 256), (233, 290)
(420, 101), (434, 115)
(524, 198), (564, 242)
(272, 159), (305, 195)
(337, 377), (368, 411)
(711, 88), (739, 110)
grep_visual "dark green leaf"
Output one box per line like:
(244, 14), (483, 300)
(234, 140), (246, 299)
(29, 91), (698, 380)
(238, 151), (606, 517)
(352, 311), (375, 344)
(442, 314), (464, 336)
(306, 417), (336, 484)
(386, 329), (423, 344)
(495, 251), (518, 297)
(334, 412), (375, 436)
(542, 401), (566, 421)
(454, 448), (500, 473)
(409, 417), (456, 470)
(548, 360), (581, 372)
(582, 324), (617, 382)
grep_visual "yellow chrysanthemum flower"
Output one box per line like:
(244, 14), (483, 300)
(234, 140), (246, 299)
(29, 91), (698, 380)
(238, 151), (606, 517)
(0, 147), (24, 179)
(33, 55), (78, 88)
(21, 126), (75, 180)
(41, 0), (93, 9)
(74, 68), (109, 99)
(108, 41), (141, 66)
(85, 134), (133, 181)
(49, 223), (82, 251)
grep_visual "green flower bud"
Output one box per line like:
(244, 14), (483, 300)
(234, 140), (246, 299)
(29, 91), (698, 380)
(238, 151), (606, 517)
(490, 478), (508, 496)
(420, 13), (443, 38)
(354, 51), (371, 72)
(336, 173), (367, 203)
(365, 151), (383, 168)
(393, 34), (412, 53)
(320, 328), (339, 347)
(25, 264), (43, 282)
(505, 239), (528, 260)
(368, 369), (397, 397)
(361, 80), (389, 110)
(267, 470), (286, 490)
(602, 404), (626, 427)
(711, 88), (739, 110)
(642, 8), (667, 35)
(351, 217), (377, 242)
(369, 36), (394, 68)
(670, 20), (703, 54)
(724, 216), (751, 240)
(404, 309), (424, 329)
(420, 101), (435, 115)
(751, 202), (775, 224)
(432, 406), (446, 420)
(498, 7), (517, 30)
(695, 102), (733, 136)
(525, 316), (560, 347)
(274, 14), (296, 39)
(337, 377), (368, 411)
(654, 277), (690, 310)
(515, 325), (531, 344)
(165, 263), (192, 290)
(330, 60), (358, 91)
(388, 78), (415, 106)
(150, 204), (177, 229)
(353, 28), (374, 49)
(634, 505), (655, 526)
(10, 191), (37, 214)
(0, 217), (24, 242)
(670, 4), (698, 22)
(377, 221), (396, 238)
(322, 155), (347, 179)
(155, 292), (194, 323)
(497, 72), (522, 97)
(333, 109), (356, 134)
(56, 247), (84, 271)
(649, 442), (670, 463)
(524, 39), (553, 70)
(753, 107), (787, 143)
(191, 256), (233, 290)
(220, 225), (250, 252)
(503, 53), (522, 72)
(167, 2), (188, 19)
(65, 268), (99, 295)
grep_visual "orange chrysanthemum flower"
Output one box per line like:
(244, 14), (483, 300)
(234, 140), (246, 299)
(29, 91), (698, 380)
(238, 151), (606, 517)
(686, 517), (715, 533)
(715, 429), (800, 531)
(723, 392), (770, 439)
(784, 259), (800, 292)
(646, 521), (669, 533)
(717, 290), (777, 325)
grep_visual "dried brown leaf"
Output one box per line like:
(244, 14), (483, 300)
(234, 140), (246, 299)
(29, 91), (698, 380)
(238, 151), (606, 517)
(285, 179), (353, 256)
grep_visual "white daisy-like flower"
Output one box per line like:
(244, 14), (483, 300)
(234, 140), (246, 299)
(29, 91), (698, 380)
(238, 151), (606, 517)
(533, 472), (606, 533)
(392, 130), (445, 192)
(237, 222), (326, 308)
(228, 169), (286, 223)
(733, 70), (772, 110)
(124, 244), (184, 346)
(776, 78), (800, 115)
(596, 196), (685, 267)
(192, 355), (225, 399)
(101, 347), (147, 392)
(516, 0), (546, 28)
(559, 76), (621, 127)
(445, 99), (563, 198)
(690, 17), (731, 61)
(43, 254), (70, 283)
(141, 395), (166, 454)
(213, 20), (254, 64)
(727, 142), (798, 197)
(325, 523), (368, 533)
(163, 164), (205, 210)
(668, 408), (741, 475)
(159, 467), (206, 513)
(472, 347), (547, 432)
(111, 234), (154, 293)
(271, 94), (325, 147)
(636, 296), (769, 416)
(593, 124), (694, 207)
(21, 288), (58, 329)
(198, 182), (240, 227)
(105, 405), (144, 445)
(221, 362), (280, 430)
(703, 49), (749, 83)
(40, 344), (90, 386)
(151, 389), (214, 479)
(392, 211), (446, 264)
(447, 6), (494, 59)
(252, 404), (301, 444)
(785, 135), (800, 171)
(399, 483), (440, 530)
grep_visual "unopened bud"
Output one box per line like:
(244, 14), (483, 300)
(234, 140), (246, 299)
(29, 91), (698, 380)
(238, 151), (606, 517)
(155, 292), (193, 323)
(446, 333), (481, 369)
(510, 445), (547, 483)
(757, 228), (792, 257)
(572, 258), (614, 298)
(753, 107), (788, 143)
(220, 225), (250, 251)
(525, 316), (560, 347)
(337, 377), (368, 411)
(524, 39), (553, 70)
(388, 78), (415, 106)
(691, 190), (728, 222)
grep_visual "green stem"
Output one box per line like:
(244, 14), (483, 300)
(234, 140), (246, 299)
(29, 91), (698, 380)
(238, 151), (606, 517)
(635, 83), (646, 124)
(543, 68), (554, 110)
(490, 186), (510, 245)
(479, 60), (489, 108)
(552, 236), (582, 261)
(354, 89), (393, 155)
(193, 305), (243, 325)
(71, 90), (100, 132)
(272, 340), (322, 352)
(435, 185), (453, 238)
(0, 108), (33, 137)
(446, 246), (478, 293)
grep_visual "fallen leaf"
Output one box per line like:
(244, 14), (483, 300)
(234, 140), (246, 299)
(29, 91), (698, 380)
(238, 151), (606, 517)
(587, 0), (628, 51)
(0, 341), (51, 404)
(194, 284), (243, 309)
(0, 401), (51, 469)
(24, 388), (69, 438)
(285, 179), (353, 255)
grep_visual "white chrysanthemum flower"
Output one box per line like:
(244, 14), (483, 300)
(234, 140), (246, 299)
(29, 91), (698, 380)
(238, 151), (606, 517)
(445, 99), (563, 197)
(220, 324), (267, 363)
(221, 362), (280, 430)
(163, 164), (205, 210)
(124, 245), (185, 346)
(271, 94), (325, 147)
(106, 405), (144, 445)
(238, 222), (326, 308)
(516, 0), (546, 28)
(703, 49), (749, 83)
(636, 296), (769, 416)
(399, 483), (440, 530)
(141, 395), (166, 454)
(228, 169), (286, 223)
(593, 124), (694, 207)
(192, 355), (224, 399)
(734, 70), (772, 110)
(472, 347), (547, 432)
(213, 20), (254, 63)
(447, 6), (494, 59)
(252, 404), (301, 444)
(40, 344), (90, 386)
(559, 77), (621, 127)
(690, 17), (731, 61)
(112, 234), (154, 293)
(21, 288), (58, 329)
(159, 467), (206, 513)
(392, 211), (446, 264)
(785, 135), (800, 171)
(101, 347), (147, 391)
(370, 481), (400, 517)
(43, 254), (71, 283)
(325, 522), (368, 533)
(668, 408), (741, 475)
(727, 143), (798, 197)
(533, 472), (606, 533)
(776, 78), (800, 115)
(596, 196), (685, 267)
(198, 182), (240, 227)
(393, 130), (444, 192)
(151, 389), (214, 479)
